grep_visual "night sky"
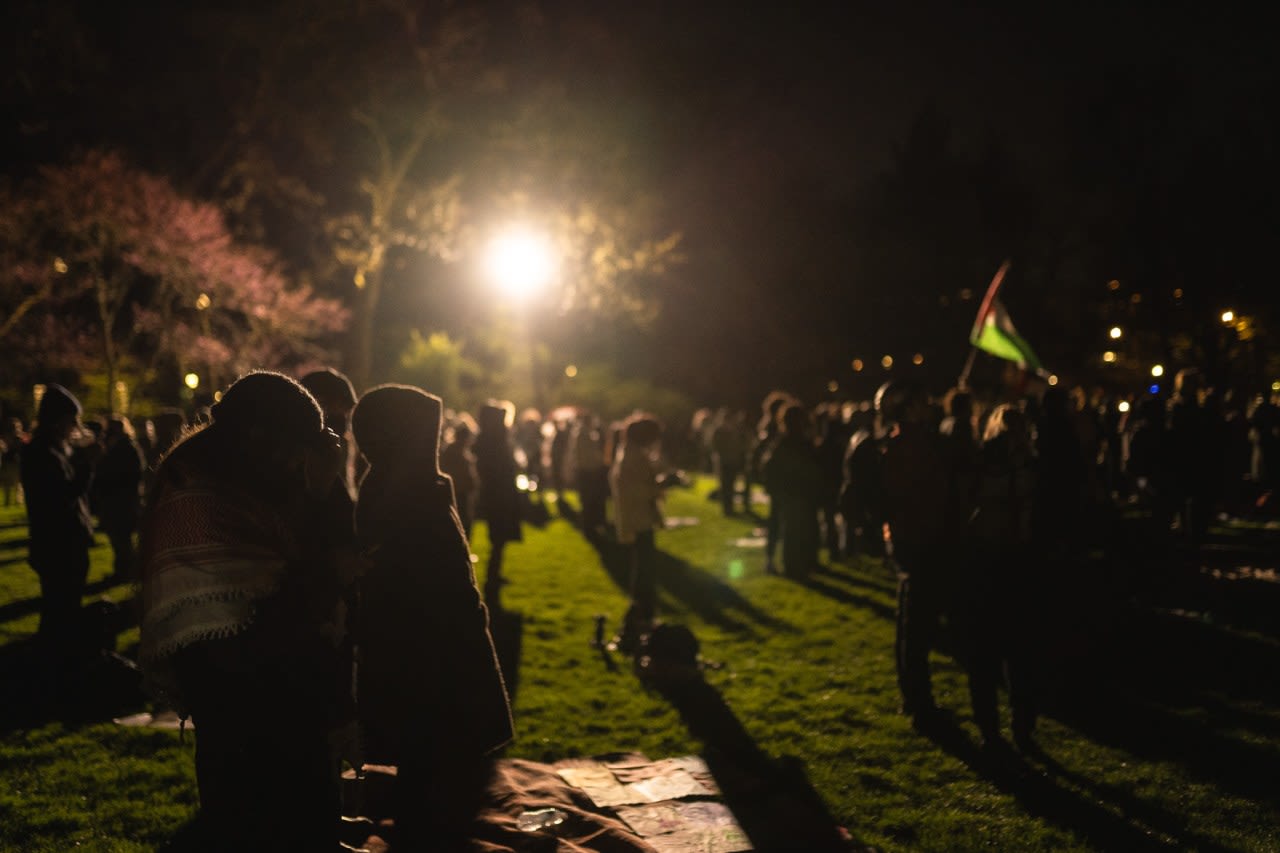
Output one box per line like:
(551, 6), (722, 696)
(5, 0), (1277, 405)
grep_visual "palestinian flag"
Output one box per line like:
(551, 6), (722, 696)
(969, 261), (1043, 372)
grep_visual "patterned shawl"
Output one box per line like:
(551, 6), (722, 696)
(139, 484), (293, 706)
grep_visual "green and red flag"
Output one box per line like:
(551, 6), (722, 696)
(968, 260), (1043, 372)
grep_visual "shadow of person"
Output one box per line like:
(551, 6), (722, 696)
(484, 598), (525, 706)
(0, 633), (146, 736)
(585, 536), (795, 636)
(647, 664), (859, 852)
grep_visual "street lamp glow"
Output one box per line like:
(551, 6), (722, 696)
(1047, 374), (1059, 386)
(564, 364), (578, 378)
(1103, 351), (1117, 363)
(1151, 364), (1164, 378)
(184, 372), (200, 390)
(1221, 310), (1235, 324)
(1118, 400), (1131, 413)
(484, 227), (557, 301)
(912, 353), (924, 365)
(1109, 326), (1122, 339)
(851, 358), (864, 372)
(881, 355), (893, 369)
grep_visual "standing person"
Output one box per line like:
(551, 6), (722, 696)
(752, 390), (795, 573)
(839, 406), (886, 559)
(1, 417), (28, 506)
(763, 403), (823, 577)
(21, 384), (99, 664)
(474, 401), (522, 601)
(92, 416), (146, 581)
(877, 381), (957, 728)
(570, 412), (610, 539)
(139, 371), (349, 852)
(711, 409), (750, 516)
(609, 413), (678, 653)
(351, 384), (514, 850)
(440, 412), (480, 540)
(962, 405), (1039, 751)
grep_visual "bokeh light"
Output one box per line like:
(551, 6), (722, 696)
(484, 226), (557, 301)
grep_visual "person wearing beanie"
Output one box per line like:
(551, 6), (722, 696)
(20, 383), (98, 664)
(352, 384), (513, 850)
(139, 370), (347, 850)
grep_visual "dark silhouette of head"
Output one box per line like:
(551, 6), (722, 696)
(478, 400), (515, 434)
(351, 383), (443, 470)
(299, 367), (357, 434)
(778, 403), (811, 437)
(875, 380), (927, 426)
(34, 383), (82, 440)
(622, 413), (663, 450)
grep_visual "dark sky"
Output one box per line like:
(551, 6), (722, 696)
(5, 0), (1276, 402)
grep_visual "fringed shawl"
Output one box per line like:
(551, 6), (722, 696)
(139, 484), (293, 708)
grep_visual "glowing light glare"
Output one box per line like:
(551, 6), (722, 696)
(827, 380), (839, 393)
(515, 474), (531, 491)
(1221, 310), (1235, 323)
(1047, 374), (1059, 386)
(1103, 351), (1117, 363)
(1109, 326), (1122, 339)
(1151, 364), (1165, 378)
(564, 364), (578, 378)
(881, 355), (894, 369)
(53, 257), (68, 274)
(851, 358), (864, 372)
(213, 390), (223, 402)
(1150, 384), (1161, 394)
(184, 372), (200, 390)
(1271, 381), (1280, 392)
(912, 353), (924, 365)
(1118, 401), (1131, 413)
(485, 227), (557, 300)
(1173, 288), (1183, 299)
(195, 293), (212, 310)
(1108, 279), (1121, 291)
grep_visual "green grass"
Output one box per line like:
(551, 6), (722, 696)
(1, 480), (1278, 851)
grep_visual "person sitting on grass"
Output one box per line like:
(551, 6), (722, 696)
(351, 384), (514, 850)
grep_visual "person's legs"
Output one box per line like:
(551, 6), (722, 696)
(896, 573), (940, 719)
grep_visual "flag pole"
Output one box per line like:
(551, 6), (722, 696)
(958, 259), (1011, 390)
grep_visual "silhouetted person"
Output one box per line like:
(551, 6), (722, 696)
(763, 403), (822, 577)
(711, 409), (750, 515)
(1167, 368), (1221, 544)
(962, 405), (1039, 751)
(351, 384), (513, 850)
(878, 381), (957, 726)
(440, 412), (480, 540)
(1033, 387), (1087, 561)
(571, 412), (609, 538)
(814, 403), (852, 556)
(839, 406), (885, 559)
(1, 417), (27, 506)
(475, 401), (522, 601)
(21, 384), (99, 665)
(140, 372), (348, 852)
(92, 416), (146, 581)
(610, 413), (677, 652)
(753, 390), (796, 573)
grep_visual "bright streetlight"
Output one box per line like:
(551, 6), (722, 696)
(1151, 364), (1165, 378)
(484, 226), (557, 302)
(1109, 326), (1122, 339)
(184, 372), (200, 390)
(1221, 310), (1235, 324)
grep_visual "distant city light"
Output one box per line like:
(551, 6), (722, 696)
(564, 364), (578, 378)
(1272, 381), (1280, 393)
(1109, 326), (1122, 340)
(958, 288), (973, 301)
(1173, 288), (1183, 299)
(851, 358), (864, 372)
(1150, 384), (1161, 394)
(1047, 374), (1059, 386)
(196, 293), (212, 310)
(1130, 293), (1142, 304)
(1103, 351), (1117, 363)
(1108, 279), (1121, 291)
(881, 355), (893, 369)
(53, 257), (68, 274)
(912, 353), (924, 365)
(827, 380), (839, 393)
(1151, 364), (1164, 378)
(1221, 310), (1235, 323)
(184, 372), (200, 389)
(1118, 401), (1131, 413)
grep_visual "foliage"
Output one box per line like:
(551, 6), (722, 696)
(0, 151), (348, 404)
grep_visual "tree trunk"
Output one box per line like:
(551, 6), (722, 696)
(97, 280), (118, 415)
(346, 270), (382, 393)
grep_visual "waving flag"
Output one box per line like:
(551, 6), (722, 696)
(968, 260), (1042, 372)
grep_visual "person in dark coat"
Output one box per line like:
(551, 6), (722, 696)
(92, 416), (146, 581)
(763, 403), (823, 577)
(140, 371), (348, 852)
(352, 384), (514, 850)
(839, 406), (885, 559)
(440, 412), (480, 540)
(21, 384), (99, 663)
(474, 401), (523, 601)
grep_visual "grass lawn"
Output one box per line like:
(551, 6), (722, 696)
(1, 478), (1278, 852)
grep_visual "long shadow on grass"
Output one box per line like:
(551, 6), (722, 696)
(586, 536), (794, 635)
(651, 671), (857, 852)
(787, 572), (896, 622)
(0, 575), (137, 626)
(918, 719), (1235, 852)
(1045, 606), (1280, 811)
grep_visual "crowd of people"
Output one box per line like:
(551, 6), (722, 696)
(3, 363), (1277, 848)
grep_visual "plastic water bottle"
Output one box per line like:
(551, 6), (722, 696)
(517, 807), (567, 832)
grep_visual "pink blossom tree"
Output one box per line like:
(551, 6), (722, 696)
(0, 151), (347, 408)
